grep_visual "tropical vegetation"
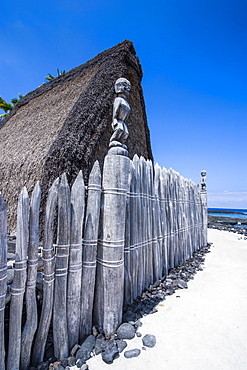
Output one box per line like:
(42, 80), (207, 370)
(44, 68), (66, 82)
(0, 94), (23, 119)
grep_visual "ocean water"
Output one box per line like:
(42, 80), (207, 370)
(208, 208), (247, 220)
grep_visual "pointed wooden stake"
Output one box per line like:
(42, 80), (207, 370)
(53, 173), (70, 359)
(67, 171), (85, 349)
(7, 187), (29, 370)
(21, 182), (41, 370)
(0, 194), (7, 370)
(80, 161), (101, 340)
(32, 177), (59, 366)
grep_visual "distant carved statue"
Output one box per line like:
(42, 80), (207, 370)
(109, 78), (131, 150)
(201, 170), (207, 191)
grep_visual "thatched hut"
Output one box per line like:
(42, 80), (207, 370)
(0, 40), (153, 235)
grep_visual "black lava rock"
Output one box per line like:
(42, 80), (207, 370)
(142, 334), (156, 348)
(101, 339), (119, 364)
(37, 362), (49, 370)
(124, 348), (141, 358)
(177, 278), (188, 289)
(116, 339), (127, 353)
(117, 323), (135, 340)
(76, 358), (85, 368)
(134, 319), (143, 329)
(60, 358), (68, 367)
(67, 357), (76, 367)
(50, 363), (64, 370)
(76, 335), (96, 361)
(94, 334), (105, 355)
(79, 365), (89, 370)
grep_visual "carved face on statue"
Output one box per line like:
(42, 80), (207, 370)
(115, 78), (131, 95)
(201, 170), (207, 191)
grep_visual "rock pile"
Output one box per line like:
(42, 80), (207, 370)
(208, 223), (247, 237)
(208, 215), (247, 237)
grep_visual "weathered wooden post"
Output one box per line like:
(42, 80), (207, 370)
(194, 184), (200, 251)
(178, 173), (184, 263)
(180, 176), (187, 263)
(195, 184), (199, 251)
(186, 180), (192, 258)
(21, 182), (41, 370)
(139, 156), (148, 291)
(7, 187), (29, 370)
(67, 171), (85, 349)
(53, 173), (70, 359)
(173, 171), (178, 265)
(167, 169), (175, 270)
(32, 177), (59, 366)
(80, 162), (101, 340)
(192, 182), (196, 255)
(185, 179), (190, 258)
(154, 163), (163, 281)
(161, 167), (169, 275)
(133, 155), (143, 298)
(200, 170), (208, 246)
(176, 173), (181, 264)
(176, 174), (182, 265)
(185, 178), (190, 261)
(193, 182), (198, 253)
(147, 159), (154, 286)
(141, 158), (148, 288)
(127, 161), (135, 303)
(185, 179), (191, 260)
(94, 78), (131, 337)
(191, 183), (195, 254)
(0, 194), (7, 370)
(129, 156), (139, 301)
(123, 167), (132, 306)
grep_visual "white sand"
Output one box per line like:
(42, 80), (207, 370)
(84, 229), (247, 370)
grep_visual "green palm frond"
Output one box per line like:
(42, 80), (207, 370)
(0, 94), (23, 118)
(0, 97), (13, 113)
(57, 68), (66, 76)
(45, 68), (66, 82)
(0, 112), (9, 118)
(11, 94), (23, 105)
(45, 73), (55, 82)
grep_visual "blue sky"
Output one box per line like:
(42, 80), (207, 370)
(1, 0), (247, 208)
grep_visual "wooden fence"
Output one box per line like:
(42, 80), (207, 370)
(0, 152), (207, 369)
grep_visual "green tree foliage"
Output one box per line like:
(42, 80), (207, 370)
(44, 68), (66, 82)
(0, 94), (23, 119)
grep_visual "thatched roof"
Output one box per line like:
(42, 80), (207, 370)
(0, 40), (153, 235)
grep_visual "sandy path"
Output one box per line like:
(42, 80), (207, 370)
(84, 229), (247, 370)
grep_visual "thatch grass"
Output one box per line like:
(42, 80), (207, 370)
(0, 40), (153, 235)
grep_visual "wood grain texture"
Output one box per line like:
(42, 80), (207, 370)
(67, 171), (84, 349)
(7, 188), (29, 370)
(32, 178), (59, 366)
(80, 161), (101, 341)
(0, 194), (7, 370)
(94, 152), (130, 338)
(21, 182), (41, 370)
(53, 173), (70, 359)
